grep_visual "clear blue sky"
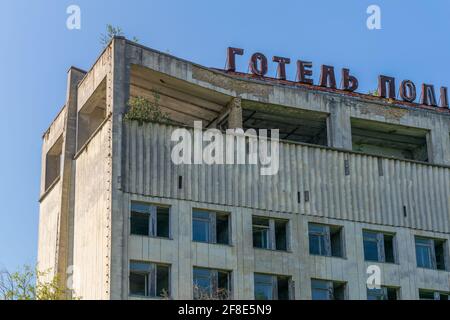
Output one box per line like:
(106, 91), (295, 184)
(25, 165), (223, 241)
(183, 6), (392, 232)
(0, 0), (449, 271)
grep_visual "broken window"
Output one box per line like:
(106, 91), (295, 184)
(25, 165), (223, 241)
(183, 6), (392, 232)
(308, 223), (344, 257)
(363, 230), (396, 263)
(129, 261), (170, 298)
(130, 202), (170, 238)
(192, 210), (230, 245)
(415, 237), (447, 270)
(254, 273), (293, 300)
(45, 136), (63, 190)
(193, 267), (231, 300)
(311, 279), (346, 300)
(252, 217), (289, 251)
(367, 287), (399, 300)
(419, 289), (450, 300)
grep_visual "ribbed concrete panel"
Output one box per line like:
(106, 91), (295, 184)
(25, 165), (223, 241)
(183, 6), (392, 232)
(123, 121), (450, 233)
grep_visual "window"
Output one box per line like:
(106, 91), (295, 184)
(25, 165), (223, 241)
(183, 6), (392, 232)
(129, 261), (170, 298)
(311, 279), (346, 300)
(415, 237), (447, 270)
(192, 210), (230, 245)
(130, 202), (170, 238)
(419, 289), (450, 300)
(367, 287), (398, 300)
(45, 136), (63, 190)
(193, 267), (231, 300)
(254, 273), (293, 300)
(363, 230), (396, 263)
(252, 217), (289, 251)
(308, 223), (344, 257)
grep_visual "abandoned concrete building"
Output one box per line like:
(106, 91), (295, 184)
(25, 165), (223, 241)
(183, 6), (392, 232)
(38, 37), (450, 300)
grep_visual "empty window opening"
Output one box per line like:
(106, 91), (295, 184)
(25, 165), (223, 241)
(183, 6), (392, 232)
(363, 230), (396, 263)
(242, 103), (328, 146)
(193, 267), (231, 300)
(415, 237), (447, 271)
(367, 286), (398, 300)
(45, 136), (63, 190)
(130, 202), (170, 238)
(77, 79), (107, 151)
(254, 273), (293, 300)
(311, 279), (346, 300)
(252, 217), (289, 251)
(192, 209), (230, 245)
(308, 223), (344, 258)
(129, 261), (170, 298)
(419, 289), (450, 300)
(351, 118), (429, 162)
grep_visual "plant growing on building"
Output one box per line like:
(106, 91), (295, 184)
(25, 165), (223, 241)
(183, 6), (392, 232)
(124, 92), (170, 124)
(192, 284), (230, 300)
(0, 265), (79, 300)
(100, 24), (140, 48)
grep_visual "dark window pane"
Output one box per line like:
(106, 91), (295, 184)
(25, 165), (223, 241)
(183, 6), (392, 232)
(130, 272), (147, 296)
(330, 227), (343, 257)
(333, 283), (346, 300)
(216, 214), (229, 245)
(193, 211), (210, 243)
(217, 271), (230, 299)
(275, 221), (287, 251)
(363, 232), (379, 261)
(384, 235), (395, 263)
(156, 265), (170, 297)
(131, 211), (149, 236)
(440, 294), (449, 300)
(434, 241), (446, 270)
(419, 290), (435, 300)
(156, 207), (170, 238)
(386, 287), (398, 300)
(277, 276), (290, 300)
(254, 274), (273, 300)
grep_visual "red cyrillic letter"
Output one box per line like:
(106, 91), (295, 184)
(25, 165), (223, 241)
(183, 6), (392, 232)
(400, 80), (416, 102)
(249, 52), (268, 76)
(440, 87), (448, 108)
(272, 56), (290, 80)
(378, 75), (396, 99)
(226, 47), (244, 72)
(420, 84), (437, 106)
(341, 68), (358, 92)
(296, 60), (313, 84)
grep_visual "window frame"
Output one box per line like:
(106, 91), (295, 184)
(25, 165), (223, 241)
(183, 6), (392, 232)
(366, 286), (399, 300)
(130, 202), (171, 239)
(193, 267), (232, 300)
(311, 279), (347, 300)
(129, 261), (171, 298)
(254, 273), (294, 300)
(192, 209), (231, 245)
(308, 223), (344, 258)
(252, 216), (290, 252)
(415, 236), (448, 271)
(363, 230), (397, 264)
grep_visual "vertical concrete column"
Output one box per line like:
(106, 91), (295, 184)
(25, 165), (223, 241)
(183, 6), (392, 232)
(109, 36), (131, 300)
(428, 119), (450, 165)
(56, 67), (85, 296)
(328, 99), (353, 150)
(228, 97), (243, 129)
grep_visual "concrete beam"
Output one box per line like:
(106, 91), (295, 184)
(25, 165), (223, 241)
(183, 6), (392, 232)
(327, 100), (352, 150)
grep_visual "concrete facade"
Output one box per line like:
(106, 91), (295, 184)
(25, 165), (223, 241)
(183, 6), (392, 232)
(38, 37), (450, 300)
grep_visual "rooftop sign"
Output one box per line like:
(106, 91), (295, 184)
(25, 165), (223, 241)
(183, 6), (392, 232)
(225, 47), (449, 109)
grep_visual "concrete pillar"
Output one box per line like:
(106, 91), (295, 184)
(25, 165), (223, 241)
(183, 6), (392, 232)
(109, 36), (131, 300)
(228, 97), (243, 129)
(428, 119), (450, 165)
(327, 100), (353, 150)
(56, 66), (86, 296)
